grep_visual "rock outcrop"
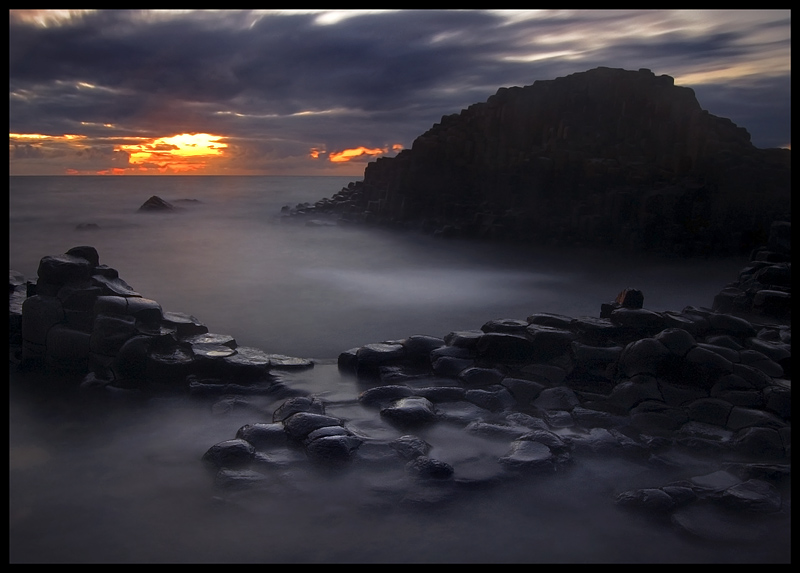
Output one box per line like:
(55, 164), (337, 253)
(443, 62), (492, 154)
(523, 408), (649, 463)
(712, 221), (791, 320)
(9, 242), (791, 543)
(9, 246), (313, 394)
(284, 67), (790, 256)
(138, 195), (175, 212)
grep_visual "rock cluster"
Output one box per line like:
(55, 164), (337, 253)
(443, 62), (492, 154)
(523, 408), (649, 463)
(200, 269), (789, 538)
(9, 246), (312, 394)
(9, 244), (791, 541)
(713, 221), (791, 320)
(283, 67), (790, 256)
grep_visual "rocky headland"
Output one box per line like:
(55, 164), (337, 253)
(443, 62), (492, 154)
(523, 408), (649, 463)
(283, 67), (790, 257)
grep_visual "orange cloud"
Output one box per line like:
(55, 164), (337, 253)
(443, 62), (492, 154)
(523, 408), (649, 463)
(10, 131), (231, 175)
(116, 133), (228, 172)
(328, 144), (403, 163)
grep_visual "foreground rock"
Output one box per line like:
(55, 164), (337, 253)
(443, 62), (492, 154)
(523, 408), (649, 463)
(198, 256), (789, 536)
(9, 244), (791, 541)
(9, 245), (314, 394)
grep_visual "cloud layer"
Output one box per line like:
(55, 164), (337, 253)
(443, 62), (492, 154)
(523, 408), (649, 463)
(9, 9), (791, 175)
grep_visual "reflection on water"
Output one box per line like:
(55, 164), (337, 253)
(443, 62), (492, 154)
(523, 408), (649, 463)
(10, 176), (787, 563)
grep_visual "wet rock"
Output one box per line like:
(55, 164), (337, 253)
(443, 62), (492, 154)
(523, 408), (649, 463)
(399, 335), (445, 361)
(499, 438), (556, 471)
(533, 386), (580, 411)
(481, 318), (529, 334)
(160, 311), (209, 337)
(500, 377), (545, 404)
(524, 324), (577, 359)
(202, 439), (257, 469)
(465, 421), (530, 441)
(730, 427), (786, 459)
(762, 384), (791, 418)
(570, 342), (623, 368)
(567, 427), (631, 455)
(726, 406), (786, 431)
(618, 337), (671, 377)
(380, 396), (437, 427)
(609, 308), (665, 333)
(390, 435), (432, 460)
(37, 254), (92, 286)
(272, 396), (326, 421)
(431, 355), (474, 377)
(214, 468), (270, 490)
(457, 366), (505, 388)
(305, 434), (363, 465)
(443, 329), (484, 348)
(476, 332), (537, 363)
(605, 376), (663, 412)
(465, 386), (515, 412)
(616, 488), (675, 512)
(236, 423), (288, 449)
(220, 346), (272, 380)
(654, 328), (697, 357)
(405, 456), (454, 480)
(718, 479), (782, 513)
(685, 397), (733, 426)
(358, 384), (415, 406)
(283, 412), (343, 441)
(526, 312), (575, 329)
(414, 385), (466, 403)
(630, 400), (689, 436)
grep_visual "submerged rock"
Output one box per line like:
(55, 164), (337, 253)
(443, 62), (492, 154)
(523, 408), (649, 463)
(137, 195), (175, 212)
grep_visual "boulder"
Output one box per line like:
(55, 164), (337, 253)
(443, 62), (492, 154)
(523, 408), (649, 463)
(137, 195), (175, 212)
(202, 439), (256, 469)
(380, 396), (438, 427)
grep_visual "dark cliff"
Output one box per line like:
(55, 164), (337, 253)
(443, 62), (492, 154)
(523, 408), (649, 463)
(293, 67), (790, 256)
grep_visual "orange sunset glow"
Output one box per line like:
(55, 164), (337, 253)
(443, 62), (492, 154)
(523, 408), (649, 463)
(9, 131), (232, 175)
(116, 133), (229, 173)
(328, 144), (404, 163)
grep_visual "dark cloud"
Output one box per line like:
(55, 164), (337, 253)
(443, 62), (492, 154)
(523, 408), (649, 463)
(11, 143), (44, 159)
(9, 9), (791, 175)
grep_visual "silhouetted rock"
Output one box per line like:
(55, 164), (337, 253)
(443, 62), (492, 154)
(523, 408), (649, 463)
(287, 67), (790, 257)
(138, 195), (175, 212)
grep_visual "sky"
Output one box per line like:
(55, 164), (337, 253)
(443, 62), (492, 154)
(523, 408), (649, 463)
(9, 9), (791, 176)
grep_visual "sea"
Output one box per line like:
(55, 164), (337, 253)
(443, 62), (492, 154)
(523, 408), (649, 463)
(8, 175), (789, 563)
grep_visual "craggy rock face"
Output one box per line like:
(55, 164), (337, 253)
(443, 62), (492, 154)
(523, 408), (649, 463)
(8, 240), (791, 543)
(281, 67), (790, 258)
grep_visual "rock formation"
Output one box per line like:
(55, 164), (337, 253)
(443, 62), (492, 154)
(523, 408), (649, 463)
(138, 195), (175, 212)
(9, 245), (313, 394)
(712, 221), (791, 319)
(285, 67), (790, 256)
(8, 238), (791, 542)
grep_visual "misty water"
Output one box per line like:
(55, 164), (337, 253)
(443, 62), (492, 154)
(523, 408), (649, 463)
(9, 176), (789, 563)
